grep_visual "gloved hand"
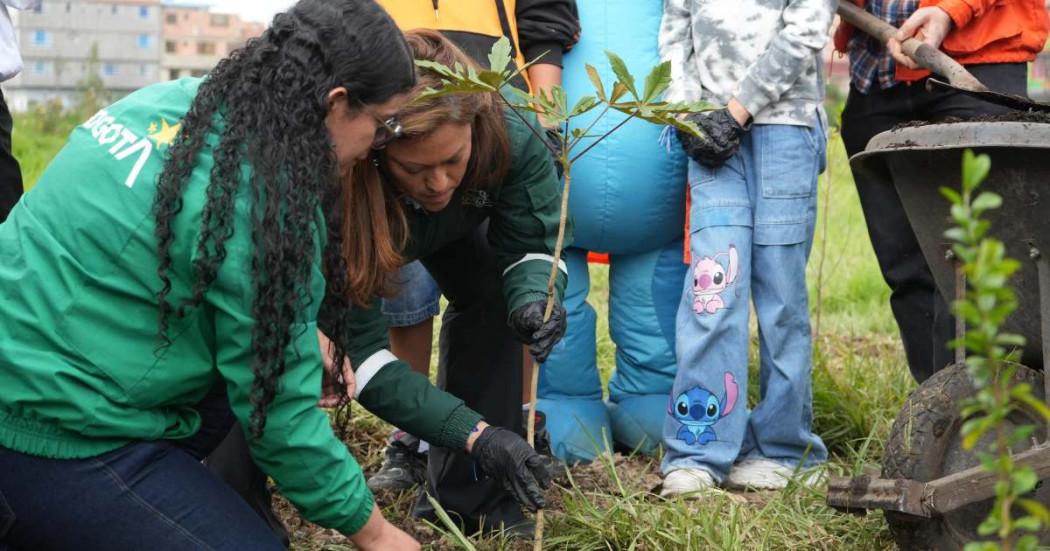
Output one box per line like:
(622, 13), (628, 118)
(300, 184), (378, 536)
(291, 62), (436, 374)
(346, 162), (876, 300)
(469, 426), (552, 512)
(677, 108), (749, 168)
(509, 299), (567, 363)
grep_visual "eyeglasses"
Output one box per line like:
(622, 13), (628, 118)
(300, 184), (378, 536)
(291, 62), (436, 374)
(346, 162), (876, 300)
(355, 97), (403, 149)
(372, 116), (403, 150)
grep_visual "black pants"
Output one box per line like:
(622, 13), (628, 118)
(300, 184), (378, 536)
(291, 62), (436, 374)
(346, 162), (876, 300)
(415, 223), (526, 533)
(207, 223), (527, 538)
(840, 63), (1028, 383)
(0, 89), (23, 223)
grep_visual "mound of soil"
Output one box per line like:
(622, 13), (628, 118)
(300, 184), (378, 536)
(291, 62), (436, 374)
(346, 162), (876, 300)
(893, 109), (1050, 130)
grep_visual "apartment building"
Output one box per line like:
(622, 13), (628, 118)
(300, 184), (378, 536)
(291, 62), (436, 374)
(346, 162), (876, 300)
(161, 4), (264, 81)
(5, 0), (162, 111)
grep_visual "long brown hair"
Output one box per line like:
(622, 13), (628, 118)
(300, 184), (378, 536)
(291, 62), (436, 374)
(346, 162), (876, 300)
(340, 28), (512, 306)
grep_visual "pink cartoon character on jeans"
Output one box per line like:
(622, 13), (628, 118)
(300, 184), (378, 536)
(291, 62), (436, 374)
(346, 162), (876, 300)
(692, 245), (738, 315)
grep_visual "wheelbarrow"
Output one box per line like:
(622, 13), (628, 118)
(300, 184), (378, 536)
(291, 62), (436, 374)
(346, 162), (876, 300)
(825, 121), (1050, 549)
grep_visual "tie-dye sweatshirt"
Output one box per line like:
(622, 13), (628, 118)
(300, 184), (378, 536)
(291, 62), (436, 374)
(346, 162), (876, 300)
(659, 0), (835, 127)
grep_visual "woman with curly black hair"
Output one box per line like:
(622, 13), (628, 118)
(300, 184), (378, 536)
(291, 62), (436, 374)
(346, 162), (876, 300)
(0, 1), (546, 549)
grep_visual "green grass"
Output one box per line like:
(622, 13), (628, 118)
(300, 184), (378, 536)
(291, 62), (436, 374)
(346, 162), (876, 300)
(13, 107), (915, 550)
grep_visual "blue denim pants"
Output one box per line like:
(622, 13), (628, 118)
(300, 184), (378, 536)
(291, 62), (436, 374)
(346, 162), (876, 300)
(661, 122), (829, 481)
(0, 385), (284, 550)
(381, 260), (441, 328)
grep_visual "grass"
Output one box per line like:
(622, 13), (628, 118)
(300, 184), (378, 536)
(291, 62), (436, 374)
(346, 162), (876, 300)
(14, 107), (916, 550)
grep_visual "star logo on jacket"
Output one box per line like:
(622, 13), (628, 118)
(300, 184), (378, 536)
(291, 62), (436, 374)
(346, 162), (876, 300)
(147, 118), (182, 148)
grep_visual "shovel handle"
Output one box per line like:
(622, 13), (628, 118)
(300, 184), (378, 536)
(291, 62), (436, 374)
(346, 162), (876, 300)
(836, 1), (988, 92)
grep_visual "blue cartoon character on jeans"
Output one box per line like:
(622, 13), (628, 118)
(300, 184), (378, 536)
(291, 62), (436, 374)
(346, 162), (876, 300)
(670, 372), (739, 445)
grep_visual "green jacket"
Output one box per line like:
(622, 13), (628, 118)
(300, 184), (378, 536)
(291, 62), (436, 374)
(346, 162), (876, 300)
(340, 109), (571, 403)
(0, 78), (478, 535)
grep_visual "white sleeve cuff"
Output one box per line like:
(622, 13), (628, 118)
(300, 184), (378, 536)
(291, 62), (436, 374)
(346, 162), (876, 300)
(502, 253), (568, 277)
(353, 349), (397, 399)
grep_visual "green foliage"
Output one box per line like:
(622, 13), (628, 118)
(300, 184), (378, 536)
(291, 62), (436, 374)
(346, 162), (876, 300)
(413, 36), (713, 166)
(943, 150), (1049, 551)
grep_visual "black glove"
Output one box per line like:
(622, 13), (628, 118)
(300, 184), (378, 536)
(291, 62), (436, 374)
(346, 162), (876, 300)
(509, 299), (567, 363)
(677, 108), (749, 169)
(470, 426), (552, 512)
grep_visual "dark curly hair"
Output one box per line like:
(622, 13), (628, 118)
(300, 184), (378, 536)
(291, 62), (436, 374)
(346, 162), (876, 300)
(152, 0), (415, 438)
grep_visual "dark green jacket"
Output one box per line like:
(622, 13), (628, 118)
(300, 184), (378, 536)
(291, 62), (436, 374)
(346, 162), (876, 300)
(0, 78), (478, 535)
(341, 109), (571, 413)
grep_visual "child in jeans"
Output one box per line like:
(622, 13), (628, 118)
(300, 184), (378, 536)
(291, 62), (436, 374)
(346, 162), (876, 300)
(658, 0), (834, 494)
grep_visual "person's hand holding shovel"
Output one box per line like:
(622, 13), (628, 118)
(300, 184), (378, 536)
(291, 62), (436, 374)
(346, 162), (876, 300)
(887, 6), (953, 69)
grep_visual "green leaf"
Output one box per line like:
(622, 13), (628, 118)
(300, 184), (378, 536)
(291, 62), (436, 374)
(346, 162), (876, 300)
(424, 494), (478, 551)
(610, 82), (629, 103)
(586, 64), (606, 101)
(940, 186), (963, 205)
(1014, 516), (1042, 533)
(570, 96), (599, 117)
(605, 50), (637, 99)
(972, 191), (1003, 213)
(487, 36), (513, 75)
(642, 61), (672, 102)
(1012, 467), (1039, 494)
(1019, 498), (1050, 523)
(962, 149), (992, 191)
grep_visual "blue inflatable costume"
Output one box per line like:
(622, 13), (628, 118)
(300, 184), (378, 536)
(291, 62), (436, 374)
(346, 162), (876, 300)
(538, 0), (688, 464)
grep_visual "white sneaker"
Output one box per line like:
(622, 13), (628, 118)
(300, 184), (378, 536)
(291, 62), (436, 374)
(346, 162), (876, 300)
(725, 458), (823, 491)
(660, 468), (717, 497)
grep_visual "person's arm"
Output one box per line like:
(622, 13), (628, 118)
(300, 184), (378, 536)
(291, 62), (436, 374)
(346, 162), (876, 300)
(488, 110), (570, 317)
(731, 0), (835, 121)
(319, 295), (483, 450)
(515, 0), (579, 85)
(660, 0), (703, 103)
(210, 238), (381, 538)
(887, 0), (996, 69)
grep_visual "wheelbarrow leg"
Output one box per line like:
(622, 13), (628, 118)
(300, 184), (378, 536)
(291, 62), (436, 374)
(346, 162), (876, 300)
(1033, 246), (1050, 426)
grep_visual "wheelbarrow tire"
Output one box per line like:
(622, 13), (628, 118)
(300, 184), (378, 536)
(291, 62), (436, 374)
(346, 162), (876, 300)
(882, 362), (1045, 551)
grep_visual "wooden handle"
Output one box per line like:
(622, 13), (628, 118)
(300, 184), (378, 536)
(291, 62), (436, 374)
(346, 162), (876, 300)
(836, 1), (988, 92)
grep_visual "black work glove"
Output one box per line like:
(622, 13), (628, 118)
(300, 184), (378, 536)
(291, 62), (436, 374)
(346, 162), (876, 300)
(470, 426), (552, 512)
(677, 108), (749, 169)
(509, 299), (567, 363)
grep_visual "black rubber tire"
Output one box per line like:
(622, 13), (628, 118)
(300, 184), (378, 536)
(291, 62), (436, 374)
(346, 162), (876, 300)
(882, 362), (1047, 551)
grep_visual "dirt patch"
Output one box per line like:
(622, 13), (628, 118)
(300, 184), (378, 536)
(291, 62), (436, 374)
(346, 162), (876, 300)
(893, 109), (1050, 131)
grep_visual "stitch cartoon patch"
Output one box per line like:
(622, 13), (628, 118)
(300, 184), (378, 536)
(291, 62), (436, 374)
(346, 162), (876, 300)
(692, 245), (738, 314)
(669, 372), (739, 445)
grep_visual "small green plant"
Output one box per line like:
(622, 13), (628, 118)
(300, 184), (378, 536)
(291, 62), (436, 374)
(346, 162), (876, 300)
(416, 37), (711, 549)
(942, 149), (1050, 551)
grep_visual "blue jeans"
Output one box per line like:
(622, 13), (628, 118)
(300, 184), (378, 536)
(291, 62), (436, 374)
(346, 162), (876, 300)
(381, 260), (441, 327)
(0, 385), (283, 550)
(662, 123), (828, 481)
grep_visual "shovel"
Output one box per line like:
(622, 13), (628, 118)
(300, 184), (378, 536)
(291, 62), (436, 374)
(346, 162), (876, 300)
(837, 1), (1050, 112)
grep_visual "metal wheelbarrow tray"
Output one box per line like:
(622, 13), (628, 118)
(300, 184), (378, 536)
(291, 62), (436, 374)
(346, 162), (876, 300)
(826, 121), (1050, 549)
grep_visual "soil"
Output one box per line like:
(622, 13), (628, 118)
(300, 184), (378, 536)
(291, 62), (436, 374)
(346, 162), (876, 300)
(893, 109), (1050, 130)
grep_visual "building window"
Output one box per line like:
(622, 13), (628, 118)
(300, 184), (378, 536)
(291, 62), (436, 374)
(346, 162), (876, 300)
(140, 65), (148, 76)
(166, 13), (177, 24)
(111, 5), (118, 15)
(31, 62), (48, 75)
(65, 3), (71, 13)
(165, 40), (178, 54)
(196, 41), (216, 55)
(190, 69), (207, 78)
(32, 3), (41, 12)
(32, 30), (49, 46)
(139, 6), (149, 18)
(103, 63), (118, 76)
(210, 14), (230, 27)
(138, 34), (151, 49)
